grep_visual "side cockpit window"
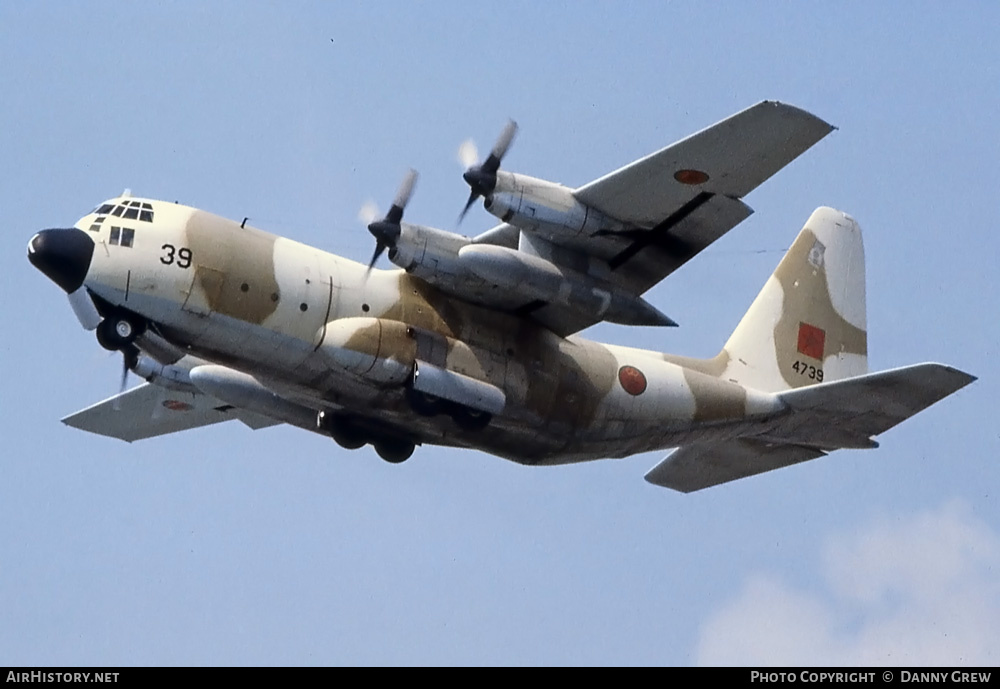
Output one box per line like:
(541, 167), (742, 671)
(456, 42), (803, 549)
(108, 226), (137, 248)
(90, 198), (153, 247)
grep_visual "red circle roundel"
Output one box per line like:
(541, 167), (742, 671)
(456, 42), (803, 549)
(674, 168), (710, 185)
(162, 399), (193, 412)
(618, 365), (647, 396)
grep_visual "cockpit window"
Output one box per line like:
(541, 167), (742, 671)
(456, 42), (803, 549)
(101, 201), (155, 222)
(108, 225), (137, 248)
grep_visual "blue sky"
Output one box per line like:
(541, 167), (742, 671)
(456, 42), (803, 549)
(2, 3), (997, 665)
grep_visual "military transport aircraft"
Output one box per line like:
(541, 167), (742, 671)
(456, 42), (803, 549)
(27, 101), (974, 492)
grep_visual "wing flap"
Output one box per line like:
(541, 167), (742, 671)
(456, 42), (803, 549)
(575, 101), (834, 225)
(61, 383), (279, 442)
(604, 192), (753, 295)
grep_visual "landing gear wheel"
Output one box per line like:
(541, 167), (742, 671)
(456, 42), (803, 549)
(317, 411), (369, 450)
(452, 407), (492, 431)
(332, 430), (367, 450)
(406, 387), (441, 417)
(95, 322), (117, 351)
(374, 439), (415, 464)
(114, 319), (135, 340)
(96, 314), (144, 351)
(328, 419), (367, 450)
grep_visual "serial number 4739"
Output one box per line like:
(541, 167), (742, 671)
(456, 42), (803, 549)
(792, 360), (824, 382)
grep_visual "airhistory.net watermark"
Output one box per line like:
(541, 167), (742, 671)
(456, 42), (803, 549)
(6, 672), (118, 683)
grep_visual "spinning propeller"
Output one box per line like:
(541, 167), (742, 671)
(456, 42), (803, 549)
(458, 119), (517, 224)
(112, 344), (140, 411)
(364, 169), (417, 274)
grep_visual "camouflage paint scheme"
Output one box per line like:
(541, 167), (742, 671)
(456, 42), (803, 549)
(69, 199), (877, 465)
(33, 101), (973, 491)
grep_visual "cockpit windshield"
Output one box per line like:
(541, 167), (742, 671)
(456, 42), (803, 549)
(92, 200), (154, 223)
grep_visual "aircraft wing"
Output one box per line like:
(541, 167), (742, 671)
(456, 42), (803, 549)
(474, 101), (834, 335)
(575, 100), (834, 227)
(62, 382), (280, 442)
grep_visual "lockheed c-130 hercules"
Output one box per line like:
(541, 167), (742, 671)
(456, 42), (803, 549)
(28, 101), (974, 492)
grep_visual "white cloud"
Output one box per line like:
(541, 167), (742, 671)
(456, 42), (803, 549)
(696, 500), (1000, 666)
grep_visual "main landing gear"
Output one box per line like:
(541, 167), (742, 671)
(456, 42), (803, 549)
(317, 411), (416, 464)
(405, 387), (492, 431)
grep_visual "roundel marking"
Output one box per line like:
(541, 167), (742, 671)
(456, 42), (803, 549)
(618, 365), (647, 396)
(162, 399), (193, 412)
(674, 168), (710, 185)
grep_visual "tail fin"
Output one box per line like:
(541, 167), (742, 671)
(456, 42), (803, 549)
(721, 207), (868, 392)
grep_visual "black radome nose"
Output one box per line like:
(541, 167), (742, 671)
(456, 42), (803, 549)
(27, 228), (95, 293)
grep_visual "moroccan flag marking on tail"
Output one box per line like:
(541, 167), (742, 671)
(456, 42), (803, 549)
(797, 322), (826, 360)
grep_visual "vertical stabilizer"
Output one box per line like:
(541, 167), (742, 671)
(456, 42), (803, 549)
(719, 207), (868, 392)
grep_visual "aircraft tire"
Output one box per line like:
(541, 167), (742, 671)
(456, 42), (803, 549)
(374, 439), (414, 464)
(331, 427), (367, 450)
(406, 388), (441, 417)
(452, 407), (492, 431)
(96, 314), (144, 350)
(95, 321), (118, 351)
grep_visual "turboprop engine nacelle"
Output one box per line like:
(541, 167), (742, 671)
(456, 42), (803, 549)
(388, 223), (470, 279)
(317, 317), (507, 414)
(132, 355), (196, 392)
(457, 245), (676, 327)
(383, 222), (500, 300)
(484, 171), (626, 241)
(318, 317), (416, 386)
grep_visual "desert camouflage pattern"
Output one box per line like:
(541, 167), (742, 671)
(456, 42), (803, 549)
(61, 197), (972, 480)
(32, 101), (974, 490)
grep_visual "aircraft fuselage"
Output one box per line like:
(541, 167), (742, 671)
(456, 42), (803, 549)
(38, 197), (780, 464)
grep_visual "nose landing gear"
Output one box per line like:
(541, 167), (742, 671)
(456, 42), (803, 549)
(96, 312), (146, 351)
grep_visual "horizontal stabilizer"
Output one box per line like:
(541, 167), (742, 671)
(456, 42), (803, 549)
(771, 363), (976, 443)
(646, 363), (975, 492)
(62, 382), (280, 442)
(645, 439), (826, 493)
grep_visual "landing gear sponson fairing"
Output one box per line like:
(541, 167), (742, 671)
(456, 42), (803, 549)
(28, 101), (974, 491)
